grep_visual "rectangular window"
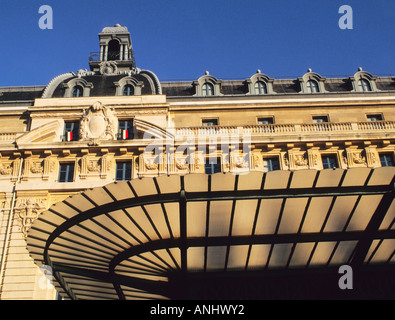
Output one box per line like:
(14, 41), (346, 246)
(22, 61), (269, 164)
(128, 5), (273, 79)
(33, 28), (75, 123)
(204, 158), (221, 174)
(58, 163), (75, 183)
(322, 155), (338, 169)
(63, 121), (79, 141)
(312, 116), (329, 123)
(263, 157), (280, 172)
(379, 154), (394, 167)
(367, 114), (383, 121)
(116, 162), (132, 181)
(257, 117), (274, 125)
(118, 120), (133, 140)
(202, 119), (218, 127)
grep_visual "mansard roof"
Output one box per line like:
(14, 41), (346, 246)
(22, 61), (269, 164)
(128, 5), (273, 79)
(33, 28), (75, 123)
(1, 71), (394, 105)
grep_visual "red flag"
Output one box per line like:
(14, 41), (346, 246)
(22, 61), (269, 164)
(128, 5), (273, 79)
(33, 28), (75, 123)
(122, 130), (128, 139)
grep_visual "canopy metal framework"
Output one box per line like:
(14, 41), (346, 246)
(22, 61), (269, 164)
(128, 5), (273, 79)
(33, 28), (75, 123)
(26, 168), (395, 300)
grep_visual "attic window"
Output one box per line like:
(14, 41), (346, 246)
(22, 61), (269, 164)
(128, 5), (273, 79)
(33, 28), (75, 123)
(123, 85), (134, 96)
(202, 83), (214, 96)
(307, 80), (320, 93)
(72, 86), (83, 97)
(358, 79), (372, 92)
(254, 81), (267, 94)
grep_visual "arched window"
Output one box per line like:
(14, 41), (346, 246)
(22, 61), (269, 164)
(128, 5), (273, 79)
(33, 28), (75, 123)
(254, 81), (267, 94)
(202, 83), (214, 96)
(358, 79), (372, 92)
(108, 39), (120, 61)
(122, 84), (134, 96)
(72, 85), (83, 97)
(307, 80), (320, 93)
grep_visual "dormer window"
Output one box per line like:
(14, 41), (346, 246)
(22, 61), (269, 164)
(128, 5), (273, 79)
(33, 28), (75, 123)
(298, 69), (326, 94)
(193, 72), (223, 97)
(63, 78), (93, 98)
(307, 80), (320, 93)
(247, 71), (274, 95)
(123, 84), (134, 96)
(114, 77), (143, 96)
(202, 83), (214, 96)
(72, 85), (83, 97)
(254, 81), (267, 94)
(350, 68), (378, 92)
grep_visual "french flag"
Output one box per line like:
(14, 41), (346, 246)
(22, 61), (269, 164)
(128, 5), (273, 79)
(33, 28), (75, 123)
(121, 130), (129, 140)
(66, 131), (73, 141)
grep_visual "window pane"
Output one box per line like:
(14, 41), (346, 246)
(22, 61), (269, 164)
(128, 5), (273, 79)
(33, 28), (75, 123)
(313, 116), (328, 123)
(359, 79), (372, 92)
(257, 117), (273, 125)
(322, 155), (338, 169)
(254, 81), (267, 94)
(202, 119), (218, 126)
(367, 114), (382, 121)
(116, 162), (132, 181)
(205, 159), (221, 174)
(118, 120), (133, 139)
(202, 83), (214, 96)
(263, 158), (280, 172)
(307, 80), (319, 93)
(63, 122), (79, 141)
(72, 86), (83, 97)
(123, 85), (134, 96)
(59, 164), (74, 182)
(380, 154), (393, 167)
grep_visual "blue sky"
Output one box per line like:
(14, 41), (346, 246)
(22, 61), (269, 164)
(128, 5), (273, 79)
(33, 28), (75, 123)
(0, 0), (394, 87)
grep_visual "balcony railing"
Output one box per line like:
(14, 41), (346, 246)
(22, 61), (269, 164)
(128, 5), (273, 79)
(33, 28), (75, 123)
(175, 121), (395, 137)
(89, 52), (136, 66)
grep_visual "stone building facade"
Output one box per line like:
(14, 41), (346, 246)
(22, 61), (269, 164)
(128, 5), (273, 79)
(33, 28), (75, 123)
(0, 25), (394, 299)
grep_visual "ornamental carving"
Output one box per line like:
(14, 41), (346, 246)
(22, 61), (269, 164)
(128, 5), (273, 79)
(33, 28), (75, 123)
(79, 102), (117, 141)
(175, 157), (189, 170)
(144, 157), (158, 170)
(0, 163), (12, 175)
(15, 198), (46, 238)
(294, 154), (308, 167)
(30, 161), (43, 174)
(99, 61), (118, 75)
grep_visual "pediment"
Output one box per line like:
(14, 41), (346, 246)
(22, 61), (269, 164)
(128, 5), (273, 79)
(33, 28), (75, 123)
(16, 120), (62, 147)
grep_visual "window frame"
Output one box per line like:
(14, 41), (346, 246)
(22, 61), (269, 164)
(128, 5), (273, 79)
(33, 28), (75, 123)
(307, 80), (320, 93)
(58, 163), (75, 183)
(257, 117), (274, 125)
(116, 161), (132, 181)
(117, 119), (134, 140)
(263, 156), (280, 172)
(202, 118), (218, 127)
(366, 114), (383, 122)
(321, 154), (338, 169)
(312, 115), (329, 123)
(254, 81), (268, 95)
(63, 121), (80, 142)
(379, 153), (394, 167)
(204, 157), (221, 174)
(71, 85), (84, 98)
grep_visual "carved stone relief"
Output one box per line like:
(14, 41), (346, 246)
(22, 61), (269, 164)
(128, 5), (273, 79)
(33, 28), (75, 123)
(79, 101), (117, 142)
(15, 198), (46, 238)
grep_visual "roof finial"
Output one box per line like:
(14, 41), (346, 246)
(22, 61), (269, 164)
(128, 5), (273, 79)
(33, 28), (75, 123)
(307, 68), (312, 73)
(358, 67), (363, 71)
(257, 69), (261, 74)
(205, 71), (210, 75)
